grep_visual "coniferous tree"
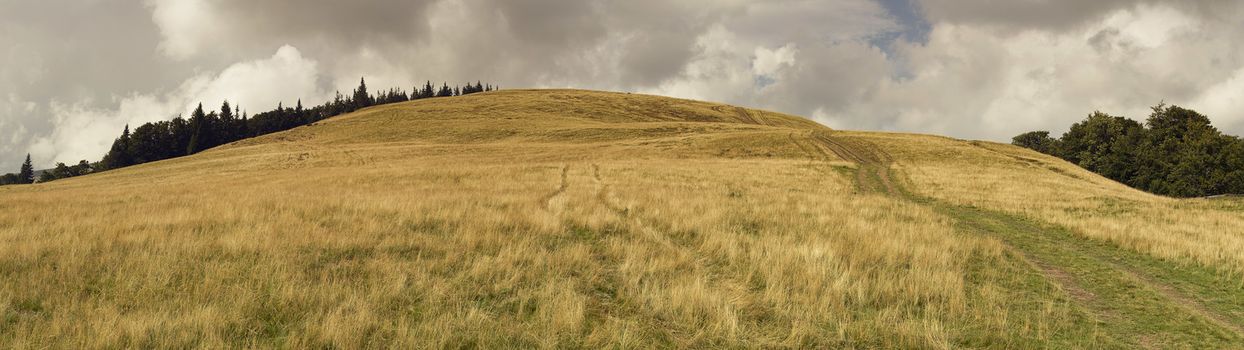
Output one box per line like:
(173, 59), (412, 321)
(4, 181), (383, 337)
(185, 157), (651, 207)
(69, 78), (498, 178)
(240, 112), (250, 138)
(18, 154), (34, 184)
(353, 77), (373, 110)
(170, 115), (191, 157)
(102, 125), (135, 169)
(219, 101), (236, 143)
(187, 103), (210, 154)
(295, 99), (307, 125)
(130, 121), (172, 164)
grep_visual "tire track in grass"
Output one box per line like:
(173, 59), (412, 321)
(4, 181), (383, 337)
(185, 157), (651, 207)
(933, 203), (1244, 348)
(810, 131), (897, 196)
(585, 162), (708, 345)
(540, 164), (570, 213)
(823, 132), (1244, 347)
(1111, 263), (1244, 337)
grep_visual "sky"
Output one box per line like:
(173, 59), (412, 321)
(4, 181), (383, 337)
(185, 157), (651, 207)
(2, 0), (1244, 169)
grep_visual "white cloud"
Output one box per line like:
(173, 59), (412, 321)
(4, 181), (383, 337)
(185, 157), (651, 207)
(26, 45), (325, 167)
(146, 0), (216, 60)
(749, 2), (1244, 139)
(752, 44), (797, 77)
(1191, 67), (1244, 133)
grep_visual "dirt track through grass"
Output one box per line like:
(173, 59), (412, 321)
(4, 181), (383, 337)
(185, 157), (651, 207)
(541, 165), (570, 212)
(813, 132), (898, 196)
(824, 131), (1244, 348)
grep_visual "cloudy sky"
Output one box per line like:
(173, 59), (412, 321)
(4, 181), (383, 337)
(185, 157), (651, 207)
(2, 0), (1243, 169)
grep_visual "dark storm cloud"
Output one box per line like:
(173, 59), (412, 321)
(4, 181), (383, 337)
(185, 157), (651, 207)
(148, 0), (439, 61)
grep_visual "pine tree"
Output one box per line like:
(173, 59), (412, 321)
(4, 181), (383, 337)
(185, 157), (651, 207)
(187, 103), (209, 154)
(170, 115), (191, 157)
(295, 99), (306, 125)
(220, 100), (235, 143)
(235, 105), (245, 140)
(240, 112), (250, 138)
(18, 153), (34, 184)
(103, 125), (135, 169)
(353, 77), (372, 110)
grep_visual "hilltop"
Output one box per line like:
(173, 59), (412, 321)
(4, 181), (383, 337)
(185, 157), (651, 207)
(1, 90), (1242, 348)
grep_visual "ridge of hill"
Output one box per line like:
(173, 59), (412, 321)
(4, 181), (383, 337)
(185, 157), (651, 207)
(1, 89), (1242, 348)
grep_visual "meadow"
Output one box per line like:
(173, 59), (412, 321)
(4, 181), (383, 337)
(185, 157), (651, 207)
(0, 90), (1240, 348)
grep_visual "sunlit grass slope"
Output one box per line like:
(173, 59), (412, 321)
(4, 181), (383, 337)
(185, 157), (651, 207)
(0, 89), (1241, 348)
(872, 132), (1244, 274)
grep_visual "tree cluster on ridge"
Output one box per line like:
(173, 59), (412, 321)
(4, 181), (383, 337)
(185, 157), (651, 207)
(1013, 104), (1244, 197)
(1, 78), (498, 185)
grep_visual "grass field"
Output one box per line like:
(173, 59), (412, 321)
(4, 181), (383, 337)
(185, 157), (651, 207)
(1, 89), (1241, 348)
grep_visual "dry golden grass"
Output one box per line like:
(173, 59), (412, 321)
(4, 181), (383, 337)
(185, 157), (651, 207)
(1, 89), (1226, 347)
(869, 131), (1244, 275)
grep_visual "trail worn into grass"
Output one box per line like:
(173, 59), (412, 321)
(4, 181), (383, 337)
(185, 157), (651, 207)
(541, 165), (570, 212)
(811, 131), (897, 196)
(823, 130), (1244, 348)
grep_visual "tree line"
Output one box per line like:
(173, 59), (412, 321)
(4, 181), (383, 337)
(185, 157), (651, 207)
(1012, 104), (1244, 197)
(1, 78), (498, 185)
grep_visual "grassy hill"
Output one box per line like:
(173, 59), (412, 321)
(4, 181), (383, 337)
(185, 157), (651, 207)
(1, 89), (1242, 348)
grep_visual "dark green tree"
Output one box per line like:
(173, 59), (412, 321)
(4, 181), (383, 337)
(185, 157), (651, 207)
(130, 121), (174, 163)
(187, 103), (212, 154)
(102, 125), (135, 169)
(170, 115), (191, 157)
(1057, 111), (1144, 184)
(353, 77), (373, 110)
(71, 160), (92, 177)
(1011, 131), (1059, 155)
(1132, 104), (1223, 197)
(239, 112), (250, 138)
(18, 154), (34, 184)
(0, 173), (19, 185)
(219, 101), (236, 143)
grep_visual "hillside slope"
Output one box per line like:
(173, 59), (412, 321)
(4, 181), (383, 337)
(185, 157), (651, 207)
(1, 89), (1241, 348)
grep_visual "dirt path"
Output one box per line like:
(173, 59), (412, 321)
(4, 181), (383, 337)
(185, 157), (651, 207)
(541, 165), (570, 212)
(786, 132), (823, 164)
(591, 164), (628, 217)
(808, 131), (898, 196)
(733, 107), (767, 126)
(818, 132), (1244, 346)
(1112, 262), (1244, 337)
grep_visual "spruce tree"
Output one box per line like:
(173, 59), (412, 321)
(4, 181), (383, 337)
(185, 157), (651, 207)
(18, 154), (34, 184)
(187, 103), (209, 154)
(353, 77), (372, 109)
(102, 125), (135, 169)
(240, 112), (250, 139)
(220, 101), (235, 143)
